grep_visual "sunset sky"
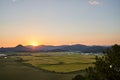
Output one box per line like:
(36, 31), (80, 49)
(0, 0), (120, 47)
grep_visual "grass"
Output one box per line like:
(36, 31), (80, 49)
(0, 56), (85, 80)
(0, 52), (99, 80)
(39, 63), (93, 72)
(19, 52), (96, 72)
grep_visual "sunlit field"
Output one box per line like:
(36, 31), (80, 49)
(0, 56), (79, 80)
(19, 52), (96, 72)
(0, 52), (102, 80)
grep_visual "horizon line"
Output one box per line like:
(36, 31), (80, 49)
(0, 43), (118, 48)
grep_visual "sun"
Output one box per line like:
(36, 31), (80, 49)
(30, 41), (39, 46)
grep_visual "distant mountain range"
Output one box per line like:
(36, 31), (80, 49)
(0, 44), (111, 53)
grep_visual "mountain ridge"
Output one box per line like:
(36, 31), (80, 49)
(0, 44), (111, 53)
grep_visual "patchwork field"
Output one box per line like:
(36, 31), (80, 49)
(0, 52), (98, 80)
(0, 56), (82, 80)
(19, 52), (96, 72)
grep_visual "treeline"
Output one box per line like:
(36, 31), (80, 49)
(72, 44), (120, 80)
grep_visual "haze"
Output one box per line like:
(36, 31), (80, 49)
(0, 0), (120, 47)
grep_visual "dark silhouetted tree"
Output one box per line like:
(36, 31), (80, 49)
(86, 44), (120, 80)
(72, 44), (120, 80)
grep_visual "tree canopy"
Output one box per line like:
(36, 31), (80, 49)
(72, 44), (120, 80)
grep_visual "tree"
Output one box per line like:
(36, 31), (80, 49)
(86, 44), (120, 80)
(72, 44), (120, 80)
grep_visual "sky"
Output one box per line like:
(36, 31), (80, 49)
(0, 0), (120, 47)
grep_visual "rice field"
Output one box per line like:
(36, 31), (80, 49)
(0, 52), (99, 80)
(0, 56), (81, 80)
(19, 52), (96, 72)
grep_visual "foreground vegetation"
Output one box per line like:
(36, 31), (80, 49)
(72, 44), (120, 80)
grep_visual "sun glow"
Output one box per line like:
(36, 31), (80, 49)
(30, 41), (39, 46)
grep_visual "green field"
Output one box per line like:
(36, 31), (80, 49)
(0, 52), (97, 80)
(19, 52), (96, 72)
(0, 56), (83, 80)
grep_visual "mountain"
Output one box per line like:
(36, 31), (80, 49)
(26, 44), (110, 53)
(13, 44), (30, 52)
(0, 44), (30, 52)
(0, 44), (110, 53)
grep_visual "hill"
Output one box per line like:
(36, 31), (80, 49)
(0, 44), (110, 53)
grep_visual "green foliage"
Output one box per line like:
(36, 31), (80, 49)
(86, 44), (120, 80)
(85, 67), (99, 80)
(72, 44), (120, 80)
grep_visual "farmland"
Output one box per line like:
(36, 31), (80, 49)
(19, 52), (96, 72)
(0, 52), (98, 80)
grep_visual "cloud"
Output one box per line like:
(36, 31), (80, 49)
(88, 0), (100, 5)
